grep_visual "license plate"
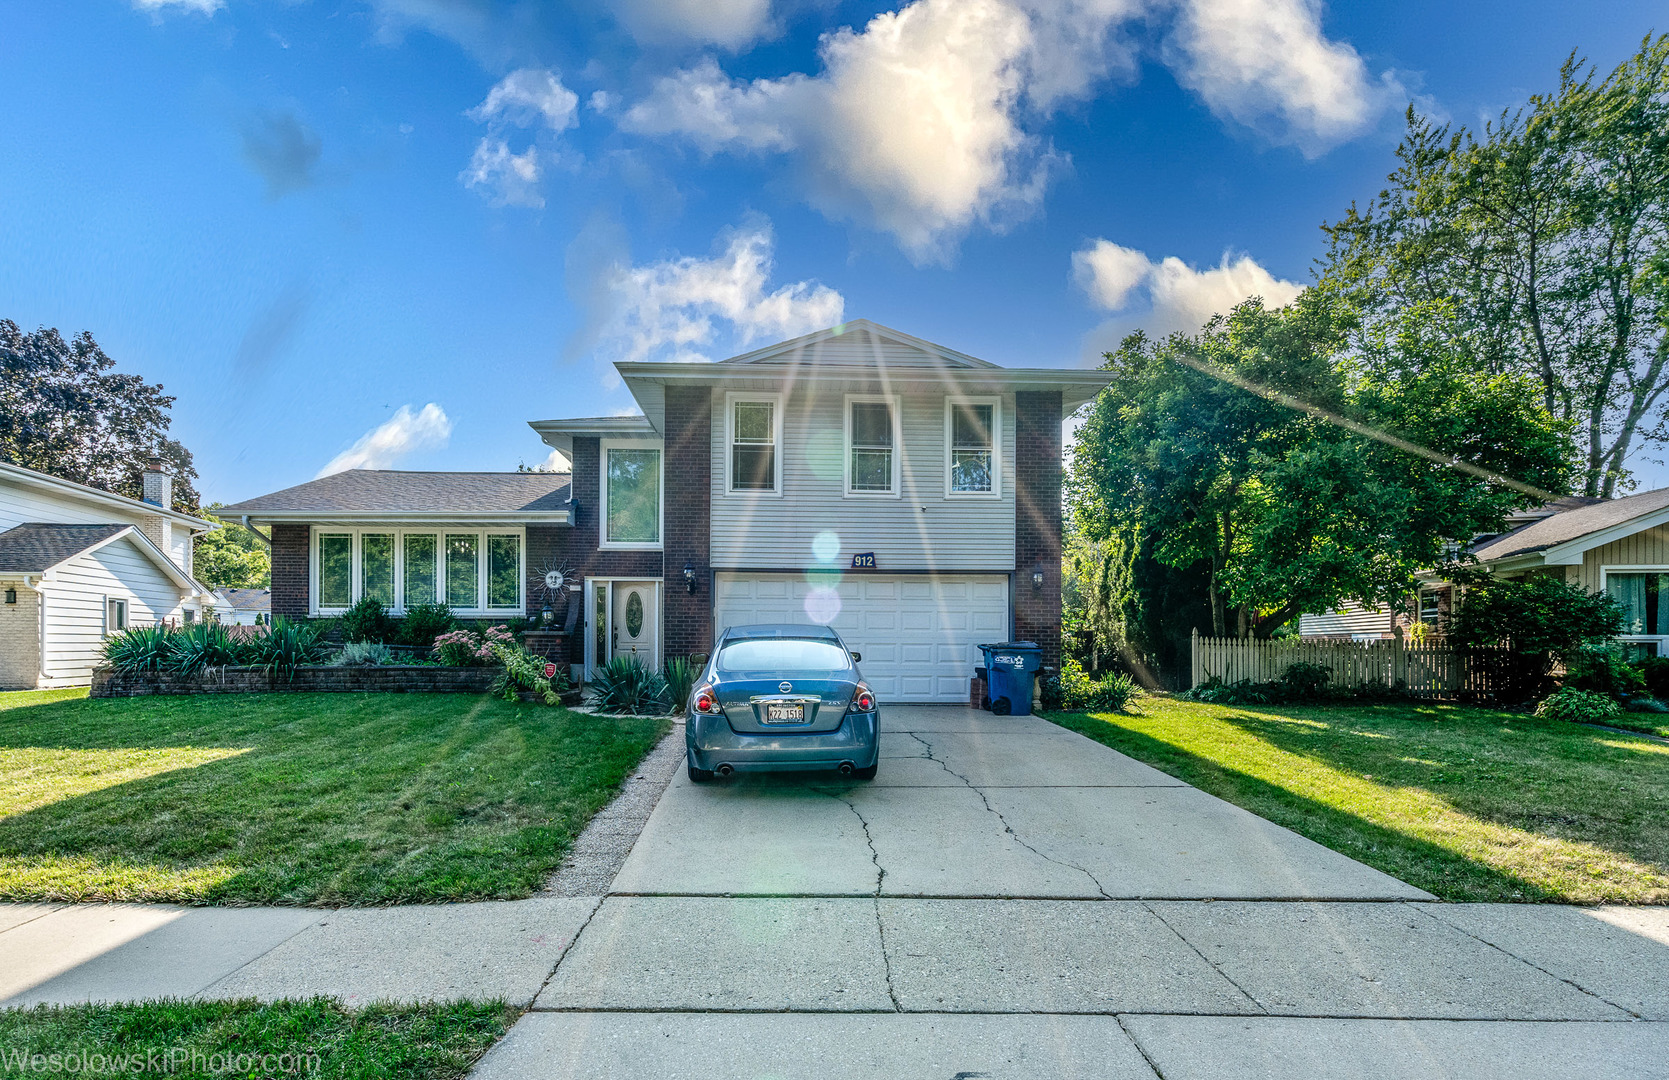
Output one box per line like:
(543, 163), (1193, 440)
(764, 703), (806, 723)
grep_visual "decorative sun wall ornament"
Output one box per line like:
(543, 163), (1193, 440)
(534, 562), (576, 604)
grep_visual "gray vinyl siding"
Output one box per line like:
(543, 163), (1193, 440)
(708, 389), (1017, 571)
(41, 537), (185, 683)
(1298, 601), (1397, 639)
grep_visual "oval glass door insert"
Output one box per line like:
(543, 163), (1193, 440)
(626, 591), (644, 637)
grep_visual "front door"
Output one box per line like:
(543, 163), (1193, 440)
(609, 581), (659, 672)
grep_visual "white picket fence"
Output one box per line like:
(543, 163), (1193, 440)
(1189, 628), (1504, 697)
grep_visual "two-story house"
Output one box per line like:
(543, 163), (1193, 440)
(0, 459), (218, 689)
(220, 321), (1113, 702)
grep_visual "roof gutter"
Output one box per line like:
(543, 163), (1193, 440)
(240, 516), (272, 549)
(237, 511), (572, 526)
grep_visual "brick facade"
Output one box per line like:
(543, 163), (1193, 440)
(661, 385), (713, 659)
(0, 584), (40, 689)
(1012, 390), (1063, 671)
(270, 523), (310, 619)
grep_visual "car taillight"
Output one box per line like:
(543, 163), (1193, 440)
(849, 685), (875, 712)
(693, 687), (722, 714)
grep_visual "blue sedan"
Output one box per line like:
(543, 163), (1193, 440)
(685, 624), (880, 782)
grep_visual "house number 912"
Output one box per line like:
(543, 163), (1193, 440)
(851, 552), (877, 569)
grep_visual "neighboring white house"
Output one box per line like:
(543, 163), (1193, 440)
(212, 587), (271, 626)
(0, 460), (217, 689)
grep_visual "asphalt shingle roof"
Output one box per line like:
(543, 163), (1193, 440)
(1471, 487), (1669, 561)
(220, 587), (271, 613)
(0, 523), (131, 573)
(218, 470), (572, 516)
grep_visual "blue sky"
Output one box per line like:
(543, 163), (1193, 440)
(1, 0), (1663, 503)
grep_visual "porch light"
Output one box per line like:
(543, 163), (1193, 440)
(683, 561), (697, 594)
(540, 603), (555, 627)
(1031, 567), (1045, 591)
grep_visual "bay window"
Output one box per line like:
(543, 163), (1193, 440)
(602, 442), (662, 548)
(312, 528), (522, 615)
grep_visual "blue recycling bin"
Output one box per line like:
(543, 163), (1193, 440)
(978, 642), (1043, 716)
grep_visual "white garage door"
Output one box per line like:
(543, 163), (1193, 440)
(713, 573), (1010, 703)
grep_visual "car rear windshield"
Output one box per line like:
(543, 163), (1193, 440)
(716, 638), (851, 673)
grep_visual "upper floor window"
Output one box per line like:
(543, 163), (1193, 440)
(846, 397), (899, 495)
(947, 398), (999, 496)
(603, 442), (662, 548)
(728, 395), (780, 493)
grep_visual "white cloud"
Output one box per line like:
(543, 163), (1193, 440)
(317, 404), (453, 477)
(133, 0), (221, 13)
(1073, 239), (1306, 348)
(468, 68), (579, 132)
(612, 0), (776, 49)
(460, 138), (543, 207)
(590, 219), (844, 367)
(619, 0), (1391, 255)
(1165, 0), (1395, 153)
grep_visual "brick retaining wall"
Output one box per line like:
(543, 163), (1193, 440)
(91, 665), (500, 698)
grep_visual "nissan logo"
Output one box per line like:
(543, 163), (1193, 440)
(779, 681), (793, 693)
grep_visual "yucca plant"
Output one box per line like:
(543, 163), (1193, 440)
(248, 617), (326, 681)
(589, 655), (671, 715)
(102, 625), (176, 673)
(663, 656), (698, 710)
(169, 621), (240, 675)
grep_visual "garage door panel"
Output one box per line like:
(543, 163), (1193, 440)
(714, 572), (1011, 704)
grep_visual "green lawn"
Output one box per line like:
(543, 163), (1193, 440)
(0, 690), (668, 905)
(1047, 695), (1669, 904)
(0, 999), (516, 1080)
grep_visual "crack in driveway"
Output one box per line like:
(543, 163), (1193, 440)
(821, 791), (903, 1011)
(904, 731), (1113, 899)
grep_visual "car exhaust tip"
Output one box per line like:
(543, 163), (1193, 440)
(716, 764), (734, 778)
(838, 761), (855, 777)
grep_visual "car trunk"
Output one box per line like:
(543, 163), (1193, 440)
(716, 678), (853, 734)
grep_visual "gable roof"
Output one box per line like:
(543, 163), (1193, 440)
(0, 460), (215, 532)
(218, 470), (573, 524)
(0, 523), (131, 573)
(219, 587), (271, 613)
(0, 522), (205, 594)
(716, 319), (999, 369)
(1471, 487), (1669, 565)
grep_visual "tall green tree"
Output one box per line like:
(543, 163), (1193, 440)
(1069, 295), (1572, 659)
(1321, 35), (1669, 496)
(0, 320), (200, 510)
(194, 508), (272, 590)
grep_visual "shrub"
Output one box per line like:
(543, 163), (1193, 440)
(1636, 655), (1669, 699)
(1534, 686), (1623, 724)
(488, 642), (568, 705)
(103, 625), (175, 673)
(589, 656), (671, 715)
(247, 617), (326, 681)
(1277, 661), (1332, 700)
(1054, 659), (1137, 711)
(432, 629), (488, 666)
(1186, 676), (1273, 705)
(1563, 642), (1647, 697)
(399, 602), (456, 649)
(340, 597), (396, 643)
(330, 642), (395, 667)
(664, 656), (698, 709)
(1447, 572), (1625, 702)
(169, 622), (239, 675)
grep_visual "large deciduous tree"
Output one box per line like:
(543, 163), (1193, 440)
(195, 508), (272, 590)
(0, 320), (200, 510)
(1069, 295), (1572, 671)
(1321, 35), (1669, 497)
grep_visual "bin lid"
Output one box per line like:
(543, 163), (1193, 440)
(978, 642), (1040, 651)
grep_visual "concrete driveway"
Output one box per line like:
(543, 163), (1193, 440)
(477, 705), (1669, 1079)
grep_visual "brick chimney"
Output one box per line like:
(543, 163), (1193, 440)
(142, 458), (173, 510)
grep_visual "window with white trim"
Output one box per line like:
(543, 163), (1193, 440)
(847, 398), (898, 495)
(728, 396), (780, 493)
(312, 528), (523, 615)
(946, 398), (998, 496)
(602, 442), (662, 548)
(105, 598), (127, 634)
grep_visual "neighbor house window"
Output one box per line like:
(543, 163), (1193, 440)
(1418, 590), (1442, 625)
(106, 598), (127, 633)
(847, 398), (897, 494)
(403, 534), (437, 606)
(318, 533), (353, 608)
(604, 444), (662, 547)
(487, 534), (521, 609)
(313, 529), (523, 614)
(947, 399), (998, 495)
(729, 396), (780, 493)
(1607, 571), (1669, 635)
(446, 534), (479, 609)
(361, 534), (395, 606)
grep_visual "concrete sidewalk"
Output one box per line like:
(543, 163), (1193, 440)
(4, 705), (1668, 1079)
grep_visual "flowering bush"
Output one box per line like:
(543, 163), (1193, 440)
(432, 624), (521, 667)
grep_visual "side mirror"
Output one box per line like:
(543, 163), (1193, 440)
(849, 651), (862, 663)
(691, 653), (709, 666)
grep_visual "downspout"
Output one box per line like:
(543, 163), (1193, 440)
(25, 575), (47, 687)
(240, 516), (272, 548)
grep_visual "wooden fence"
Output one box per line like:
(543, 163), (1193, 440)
(1190, 628), (1508, 698)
